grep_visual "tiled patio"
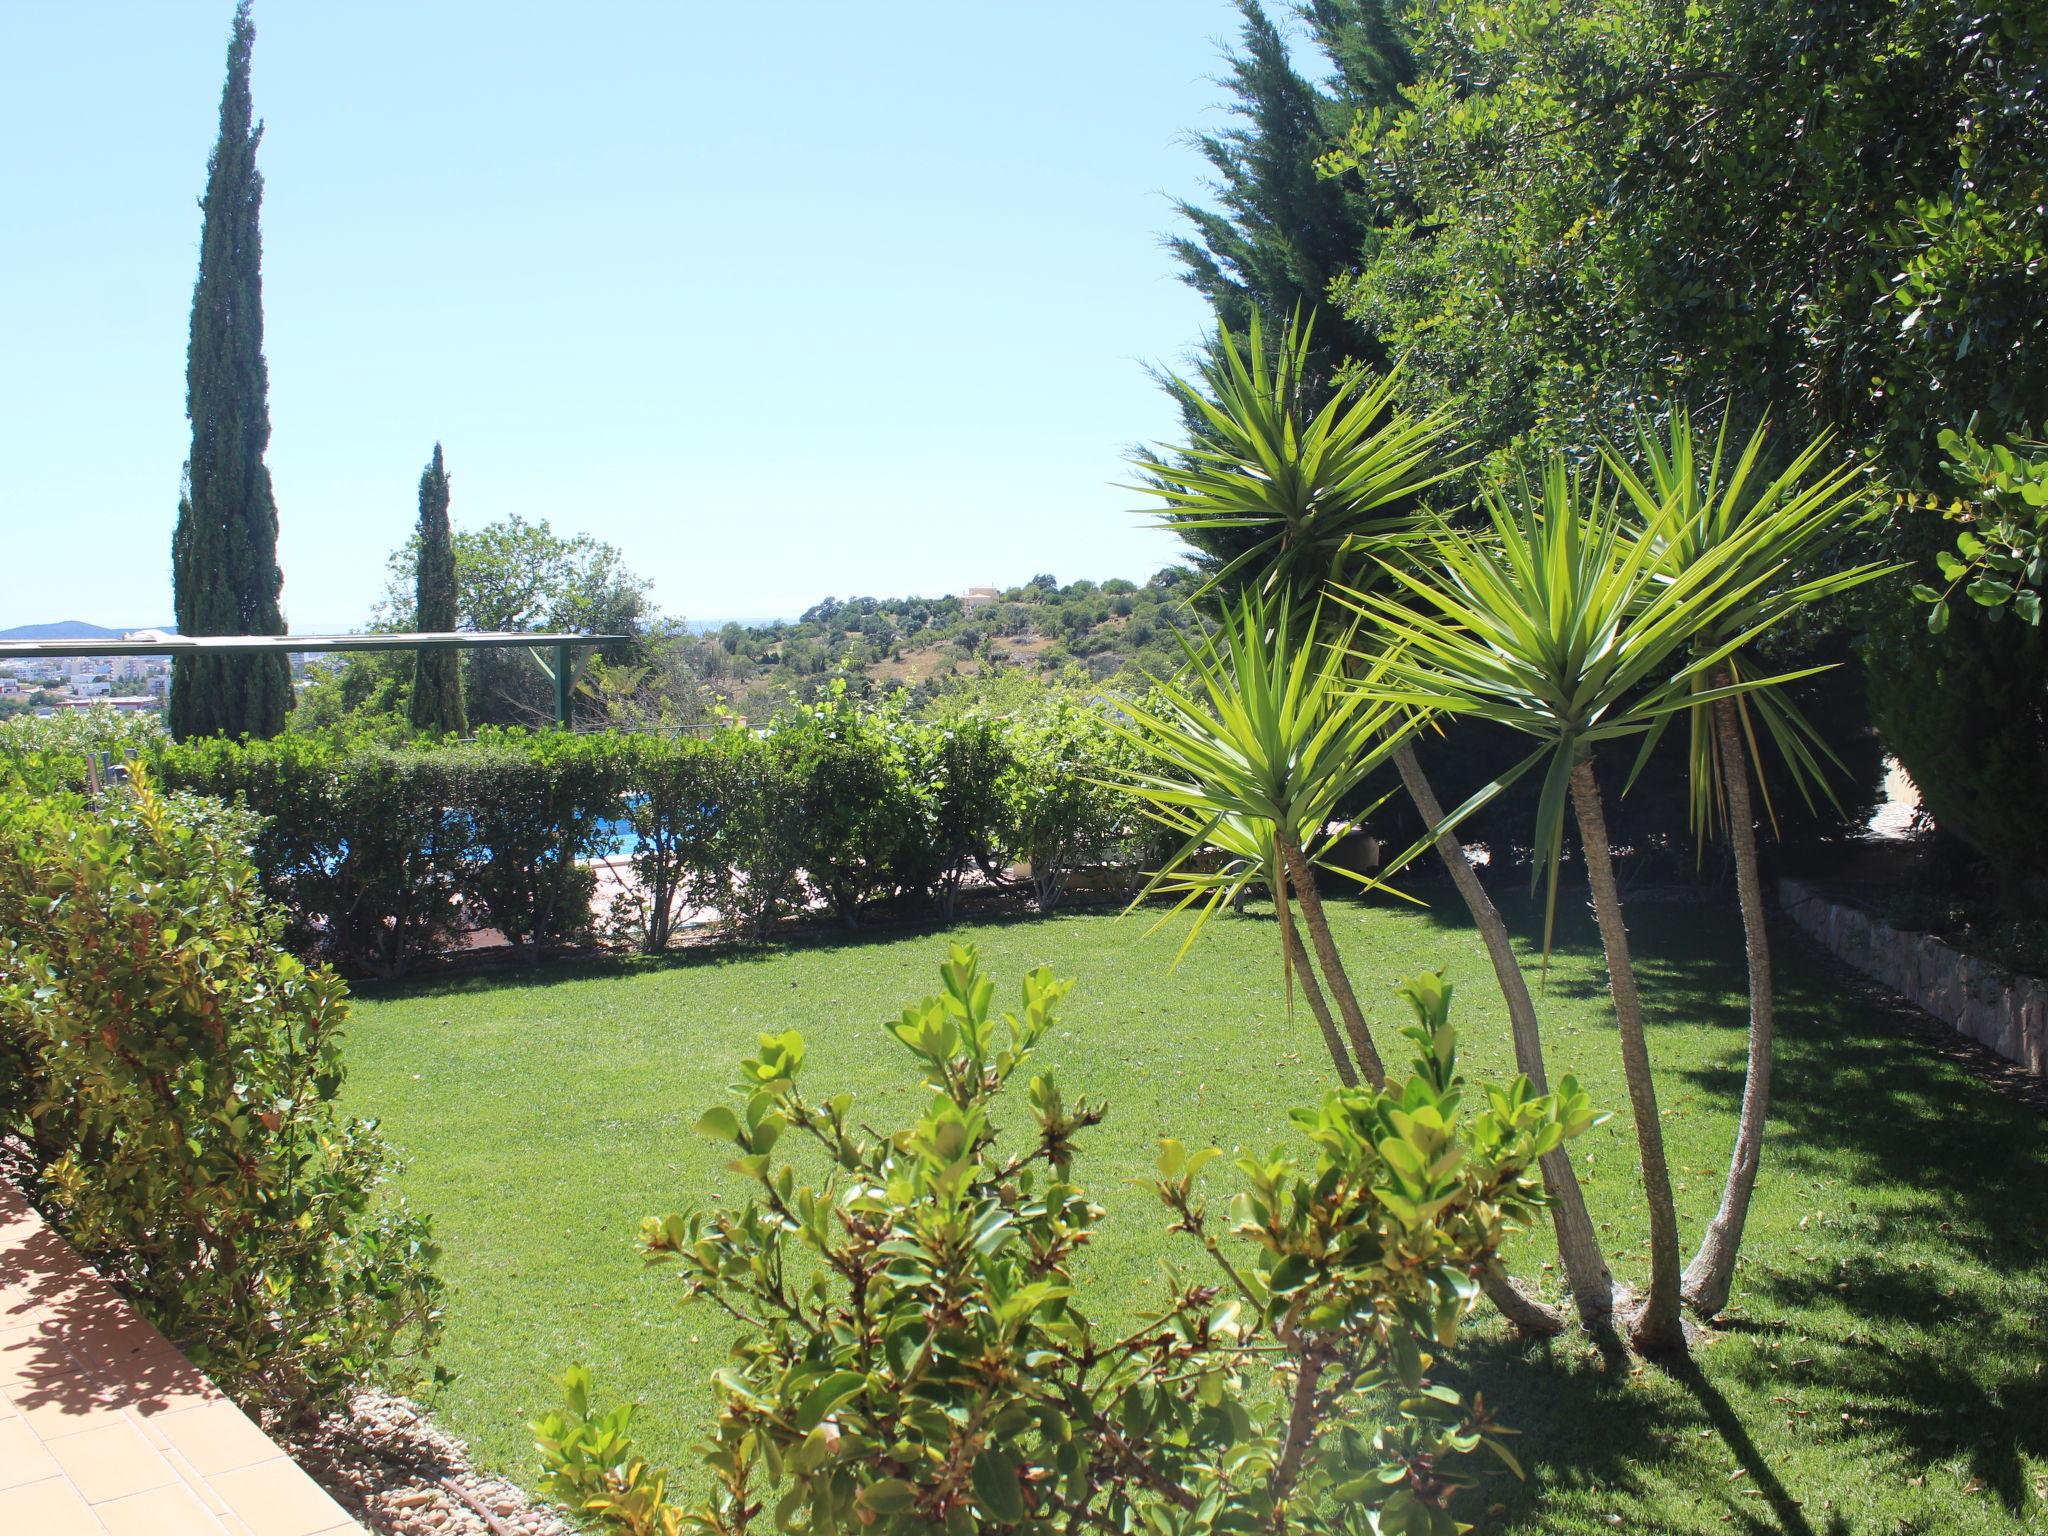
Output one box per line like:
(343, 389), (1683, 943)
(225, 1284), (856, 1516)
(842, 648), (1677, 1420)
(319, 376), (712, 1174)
(0, 1180), (364, 1536)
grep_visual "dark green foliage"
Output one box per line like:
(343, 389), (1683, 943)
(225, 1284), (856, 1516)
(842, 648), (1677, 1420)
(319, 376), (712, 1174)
(0, 770), (440, 1417)
(537, 949), (1590, 1536)
(379, 514), (650, 727)
(155, 733), (474, 980)
(10, 705), (1143, 973)
(1279, 0), (2048, 879)
(453, 730), (624, 956)
(410, 445), (467, 735)
(1866, 615), (2048, 913)
(170, 1), (291, 741)
(768, 683), (932, 926)
(1168, 1), (1409, 383)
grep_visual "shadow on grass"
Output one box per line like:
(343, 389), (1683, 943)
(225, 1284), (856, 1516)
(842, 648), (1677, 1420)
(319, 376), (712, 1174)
(1448, 1330), (1851, 1536)
(351, 903), (1082, 1001)
(1390, 881), (2048, 1524)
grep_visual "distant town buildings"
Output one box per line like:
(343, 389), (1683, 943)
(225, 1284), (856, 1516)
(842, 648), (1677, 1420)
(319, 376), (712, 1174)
(0, 629), (361, 718)
(960, 585), (1000, 610)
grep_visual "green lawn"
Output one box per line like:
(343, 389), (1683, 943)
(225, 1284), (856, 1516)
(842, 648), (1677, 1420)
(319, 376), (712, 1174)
(341, 895), (2048, 1534)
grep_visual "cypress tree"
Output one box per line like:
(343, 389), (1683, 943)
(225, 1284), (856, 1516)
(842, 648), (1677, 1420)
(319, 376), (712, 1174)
(170, 0), (291, 740)
(1168, 0), (1414, 384)
(409, 444), (467, 734)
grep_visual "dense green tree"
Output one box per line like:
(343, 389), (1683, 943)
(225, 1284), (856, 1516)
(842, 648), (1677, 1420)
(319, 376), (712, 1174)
(1163, 4), (1417, 598)
(1306, 0), (2048, 883)
(379, 514), (650, 726)
(407, 445), (466, 735)
(1168, 0), (1409, 382)
(170, 0), (291, 741)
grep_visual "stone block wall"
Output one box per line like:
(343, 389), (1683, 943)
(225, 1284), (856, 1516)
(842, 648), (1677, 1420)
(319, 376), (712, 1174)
(1779, 878), (2048, 1077)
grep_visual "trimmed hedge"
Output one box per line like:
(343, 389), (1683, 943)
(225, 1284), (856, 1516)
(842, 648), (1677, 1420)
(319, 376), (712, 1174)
(103, 701), (1154, 975)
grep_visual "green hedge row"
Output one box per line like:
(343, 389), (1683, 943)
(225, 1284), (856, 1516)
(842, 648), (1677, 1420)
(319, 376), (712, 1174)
(67, 695), (1152, 977)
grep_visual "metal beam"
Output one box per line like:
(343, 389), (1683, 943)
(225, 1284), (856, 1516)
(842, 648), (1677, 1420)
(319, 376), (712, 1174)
(0, 631), (627, 661)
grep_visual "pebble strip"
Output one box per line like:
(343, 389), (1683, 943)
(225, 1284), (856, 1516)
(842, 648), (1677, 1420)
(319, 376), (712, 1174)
(281, 1390), (577, 1536)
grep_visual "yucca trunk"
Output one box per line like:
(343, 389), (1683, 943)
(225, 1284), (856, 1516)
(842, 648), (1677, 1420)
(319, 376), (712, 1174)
(1283, 825), (1558, 1332)
(1274, 868), (1359, 1088)
(1568, 756), (1687, 1354)
(1394, 742), (1614, 1325)
(1683, 683), (1775, 1314)
(1277, 836), (1385, 1086)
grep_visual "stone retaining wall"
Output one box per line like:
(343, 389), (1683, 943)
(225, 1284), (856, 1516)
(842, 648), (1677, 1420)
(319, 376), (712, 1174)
(1779, 878), (2048, 1076)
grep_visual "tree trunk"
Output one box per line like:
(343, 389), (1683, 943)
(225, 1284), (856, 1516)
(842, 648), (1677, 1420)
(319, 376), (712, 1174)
(1393, 741), (1614, 1325)
(1568, 755), (1686, 1353)
(1277, 836), (1384, 1086)
(1683, 686), (1775, 1315)
(1275, 870), (1358, 1088)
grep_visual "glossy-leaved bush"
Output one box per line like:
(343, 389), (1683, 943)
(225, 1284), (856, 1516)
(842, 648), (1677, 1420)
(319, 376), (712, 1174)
(535, 945), (1594, 1535)
(0, 766), (442, 1420)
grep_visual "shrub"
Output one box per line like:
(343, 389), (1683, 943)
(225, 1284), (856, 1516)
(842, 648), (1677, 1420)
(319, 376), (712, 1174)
(0, 768), (441, 1419)
(689, 731), (806, 944)
(1002, 697), (1145, 910)
(457, 729), (626, 955)
(536, 947), (1593, 1536)
(767, 684), (924, 926)
(155, 734), (475, 980)
(0, 708), (166, 795)
(901, 712), (1018, 918)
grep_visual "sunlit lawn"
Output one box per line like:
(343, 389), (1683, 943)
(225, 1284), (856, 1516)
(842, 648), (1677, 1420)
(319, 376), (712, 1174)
(342, 892), (2048, 1535)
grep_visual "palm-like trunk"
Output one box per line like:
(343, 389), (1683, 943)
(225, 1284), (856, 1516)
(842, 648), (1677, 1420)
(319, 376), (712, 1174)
(1275, 868), (1358, 1088)
(1568, 755), (1687, 1354)
(1394, 741), (1614, 1325)
(1683, 687), (1774, 1315)
(1278, 836), (1385, 1086)
(1281, 826), (1560, 1333)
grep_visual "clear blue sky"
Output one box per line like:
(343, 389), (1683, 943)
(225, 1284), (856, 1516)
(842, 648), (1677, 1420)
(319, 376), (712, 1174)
(0, 1), (1261, 631)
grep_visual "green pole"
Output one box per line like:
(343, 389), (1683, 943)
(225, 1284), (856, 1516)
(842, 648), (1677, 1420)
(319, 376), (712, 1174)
(553, 642), (571, 727)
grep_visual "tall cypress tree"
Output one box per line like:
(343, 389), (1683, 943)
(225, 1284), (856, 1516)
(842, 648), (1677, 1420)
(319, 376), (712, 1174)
(1167, 0), (1413, 386)
(409, 444), (467, 734)
(170, 0), (291, 740)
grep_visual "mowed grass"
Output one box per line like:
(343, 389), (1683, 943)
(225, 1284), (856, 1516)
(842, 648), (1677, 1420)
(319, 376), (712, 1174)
(341, 894), (2048, 1535)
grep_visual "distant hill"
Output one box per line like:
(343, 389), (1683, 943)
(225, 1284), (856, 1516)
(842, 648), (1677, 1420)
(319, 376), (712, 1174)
(0, 621), (174, 641)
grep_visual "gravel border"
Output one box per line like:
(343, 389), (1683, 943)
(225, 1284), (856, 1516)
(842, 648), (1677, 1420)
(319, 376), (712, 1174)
(280, 1389), (577, 1536)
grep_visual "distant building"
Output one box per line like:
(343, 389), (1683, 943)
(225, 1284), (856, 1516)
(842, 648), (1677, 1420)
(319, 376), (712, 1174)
(960, 585), (999, 610)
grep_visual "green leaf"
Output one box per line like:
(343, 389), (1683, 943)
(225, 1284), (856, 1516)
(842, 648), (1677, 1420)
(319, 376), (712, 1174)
(695, 1105), (742, 1141)
(794, 1371), (868, 1431)
(971, 1445), (1027, 1523)
(858, 1478), (918, 1515)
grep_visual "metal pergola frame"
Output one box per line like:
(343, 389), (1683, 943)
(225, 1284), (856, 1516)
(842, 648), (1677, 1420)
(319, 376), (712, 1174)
(0, 631), (630, 726)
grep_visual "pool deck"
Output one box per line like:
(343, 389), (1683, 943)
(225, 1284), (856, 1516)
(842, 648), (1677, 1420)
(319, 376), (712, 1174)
(0, 1180), (365, 1536)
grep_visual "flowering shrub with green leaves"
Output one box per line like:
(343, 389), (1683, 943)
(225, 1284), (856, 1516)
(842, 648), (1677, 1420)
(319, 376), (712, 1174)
(0, 768), (442, 1419)
(1912, 424), (2048, 634)
(536, 947), (1595, 1535)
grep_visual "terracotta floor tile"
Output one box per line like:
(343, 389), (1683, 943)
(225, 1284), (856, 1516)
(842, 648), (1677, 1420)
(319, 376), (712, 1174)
(152, 1398), (283, 1477)
(0, 1413), (61, 1491)
(208, 1455), (354, 1536)
(96, 1480), (231, 1536)
(0, 1321), (71, 1387)
(157, 1441), (232, 1512)
(14, 1380), (136, 1442)
(47, 1417), (177, 1504)
(0, 1473), (110, 1535)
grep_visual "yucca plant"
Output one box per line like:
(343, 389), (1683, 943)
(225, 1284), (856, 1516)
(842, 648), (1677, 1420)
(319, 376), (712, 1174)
(1605, 409), (1894, 1315)
(1131, 310), (1456, 601)
(1133, 312), (1607, 1333)
(1347, 458), (1832, 1354)
(1104, 596), (1410, 1088)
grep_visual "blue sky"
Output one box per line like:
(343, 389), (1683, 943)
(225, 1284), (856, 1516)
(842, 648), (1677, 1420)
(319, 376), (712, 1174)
(0, 2), (1261, 631)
